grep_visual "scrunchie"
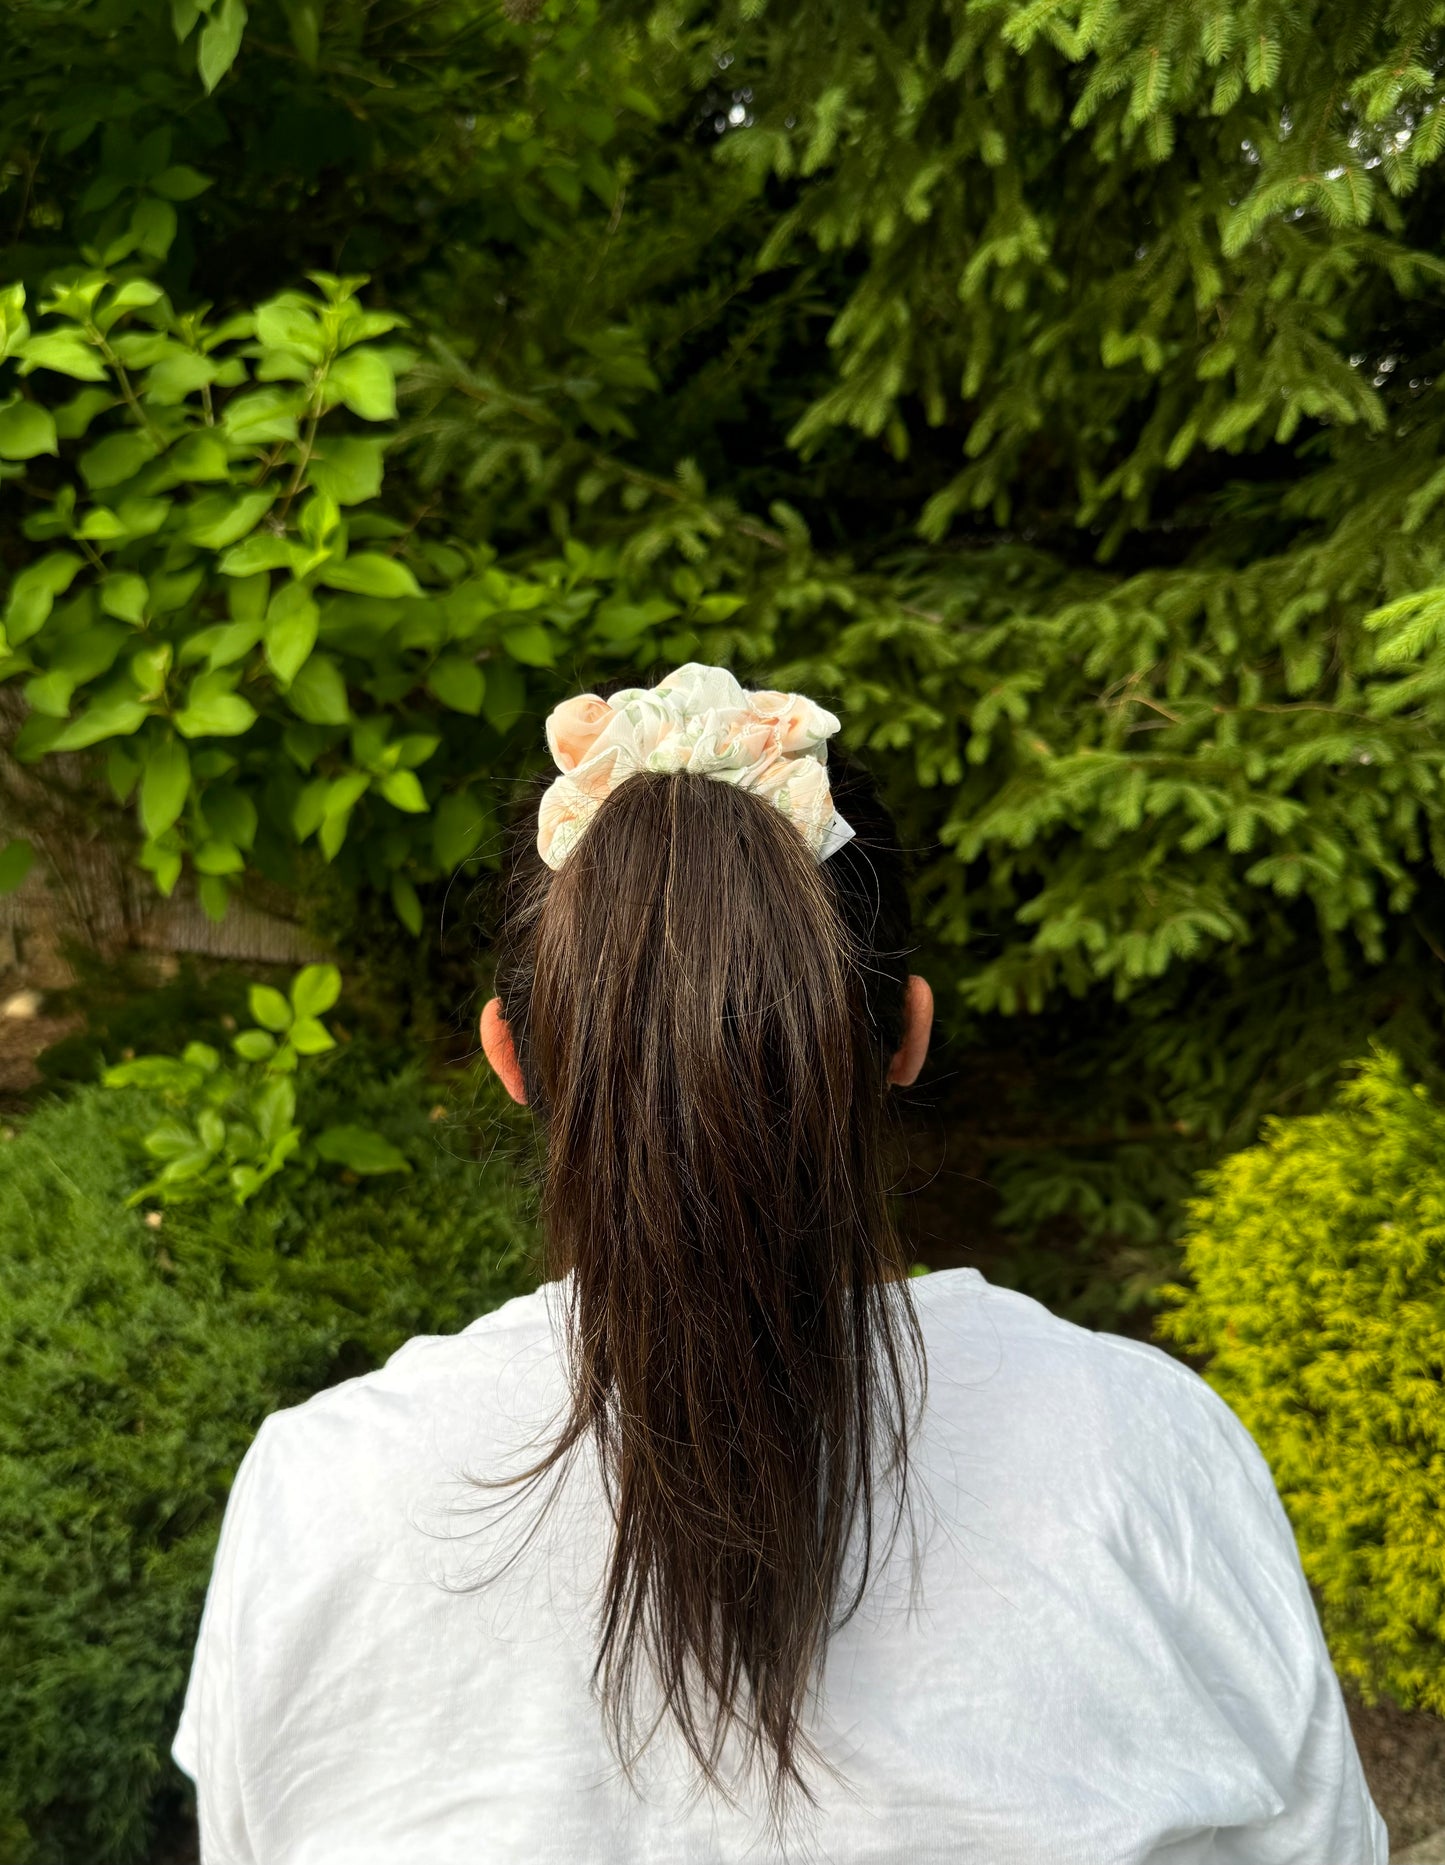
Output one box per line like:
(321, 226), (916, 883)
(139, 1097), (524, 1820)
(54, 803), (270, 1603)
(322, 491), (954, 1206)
(536, 663), (856, 871)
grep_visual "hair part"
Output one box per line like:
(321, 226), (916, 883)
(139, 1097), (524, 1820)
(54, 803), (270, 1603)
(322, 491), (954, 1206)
(470, 739), (932, 1845)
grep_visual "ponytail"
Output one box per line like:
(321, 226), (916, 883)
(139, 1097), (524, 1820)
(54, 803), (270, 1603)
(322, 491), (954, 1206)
(477, 736), (929, 1842)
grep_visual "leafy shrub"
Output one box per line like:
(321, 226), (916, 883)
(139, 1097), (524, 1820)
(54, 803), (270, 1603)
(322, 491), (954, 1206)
(1153, 1048), (1445, 1718)
(0, 1048), (542, 1865)
(103, 962), (413, 1204)
(0, 264), (752, 932)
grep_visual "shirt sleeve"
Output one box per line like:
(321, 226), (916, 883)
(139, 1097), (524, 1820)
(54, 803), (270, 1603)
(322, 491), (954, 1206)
(1159, 1370), (1392, 1865)
(172, 1416), (275, 1865)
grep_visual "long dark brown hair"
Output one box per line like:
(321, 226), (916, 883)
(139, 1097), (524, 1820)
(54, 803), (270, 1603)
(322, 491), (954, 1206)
(471, 701), (932, 1842)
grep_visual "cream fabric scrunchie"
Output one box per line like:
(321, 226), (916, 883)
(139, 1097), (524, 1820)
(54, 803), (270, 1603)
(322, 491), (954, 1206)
(536, 663), (857, 871)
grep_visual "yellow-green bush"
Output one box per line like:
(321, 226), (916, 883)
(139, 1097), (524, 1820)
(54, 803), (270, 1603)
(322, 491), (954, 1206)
(1154, 1048), (1445, 1716)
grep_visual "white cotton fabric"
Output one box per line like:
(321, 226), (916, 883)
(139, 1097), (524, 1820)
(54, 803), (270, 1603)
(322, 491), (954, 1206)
(173, 1267), (1391, 1865)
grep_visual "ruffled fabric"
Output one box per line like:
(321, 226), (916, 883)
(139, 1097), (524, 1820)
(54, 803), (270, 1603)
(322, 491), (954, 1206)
(537, 663), (856, 870)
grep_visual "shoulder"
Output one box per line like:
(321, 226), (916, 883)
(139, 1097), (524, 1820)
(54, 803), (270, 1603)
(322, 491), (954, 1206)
(237, 1279), (568, 1524)
(913, 1268), (1270, 1493)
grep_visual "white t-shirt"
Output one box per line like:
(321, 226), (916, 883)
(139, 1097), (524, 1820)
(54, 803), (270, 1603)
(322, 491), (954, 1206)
(173, 1267), (1390, 1864)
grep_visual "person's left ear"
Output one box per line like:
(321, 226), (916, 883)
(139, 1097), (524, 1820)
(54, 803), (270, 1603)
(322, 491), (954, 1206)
(480, 997), (528, 1105)
(887, 974), (933, 1087)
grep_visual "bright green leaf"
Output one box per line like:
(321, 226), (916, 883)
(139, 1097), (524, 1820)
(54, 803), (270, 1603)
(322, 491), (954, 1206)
(249, 984), (292, 1031)
(288, 1015), (335, 1054)
(199, 0), (248, 91)
(316, 554), (421, 598)
(0, 400), (58, 460)
(290, 962), (341, 1018)
(426, 655), (484, 714)
(286, 653), (350, 724)
(140, 736), (191, 839)
(327, 348), (396, 420)
(378, 769), (426, 813)
(308, 435), (385, 505)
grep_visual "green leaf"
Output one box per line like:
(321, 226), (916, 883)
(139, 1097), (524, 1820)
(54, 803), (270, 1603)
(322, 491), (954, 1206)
(142, 350), (218, 406)
(52, 387), (116, 440)
(203, 784), (257, 848)
(19, 333), (108, 382)
(255, 294), (326, 363)
(108, 743), (141, 803)
(50, 696), (148, 751)
(194, 838), (244, 874)
(151, 165), (213, 201)
(222, 386), (302, 446)
(432, 791), (485, 868)
(316, 554), (421, 598)
(393, 732), (440, 769)
(188, 492), (275, 550)
(0, 839), (35, 893)
(426, 655), (484, 714)
(282, 0), (320, 63)
(232, 1028), (277, 1061)
(185, 619), (264, 670)
(318, 807), (352, 861)
(140, 737), (191, 839)
(79, 431), (159, 491)
(181, 1040), (221, 1072)
(199, 0), (248, 91)
(197, 874), (231, 922)
(378, 769), (426, 813)
(480, 657), (525, 732)
(324, 770), (370, 818)
(218, 534), (297, 576)
(5, 553), (83, 644)
(290, 962), (341, 1018)
(0, 400), (58, 460)
(248, 984), (293, 1031)
(101, 574), (149, 623)
(165, 431), (230, 479)
(308, 435), (385, 504)
(131, 196), (178, 260)
(390, 873), (423, 936)
(23, 670), (76, 718)
(288, 1015), (336, 1054)
(140, 837), (183, 896)
(312, 1124), (412, 1174)
(230, 1164), (264, 1201)
(286, 653), (350, 724)
(104, 1055), (206, 1092)
(264, 582), (319, 687)
(327, 348), (396, 420)
(229, 573), (270, 626)
(174, 671), (258, 738)
(502, 622), (556, 668)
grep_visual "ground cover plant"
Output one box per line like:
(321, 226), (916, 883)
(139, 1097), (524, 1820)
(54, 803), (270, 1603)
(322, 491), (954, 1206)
(0, 1020), (541, 1865)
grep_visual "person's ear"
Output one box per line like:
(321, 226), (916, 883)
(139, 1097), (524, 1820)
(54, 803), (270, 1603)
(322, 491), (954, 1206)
(480, 997), (528, 1105)
(887, 974), (933, 1087)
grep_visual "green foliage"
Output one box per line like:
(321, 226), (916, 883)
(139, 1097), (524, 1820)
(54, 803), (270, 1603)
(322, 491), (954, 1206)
(100, 963), (413, 1203)
(1154, 1048), (1445, 1716)
(8, 0), (1445, 1277)
(0, 1052), (541, 1865)
(0, 261), (758, 929)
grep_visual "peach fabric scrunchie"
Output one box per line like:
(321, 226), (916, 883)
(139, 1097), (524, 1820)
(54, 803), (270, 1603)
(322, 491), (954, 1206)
(536, 663), (857, 871)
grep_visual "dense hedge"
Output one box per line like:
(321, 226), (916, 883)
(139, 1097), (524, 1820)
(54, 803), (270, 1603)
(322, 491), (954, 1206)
(0, 1049), (541, 1865)
(1154, 1048), (1445, 1719)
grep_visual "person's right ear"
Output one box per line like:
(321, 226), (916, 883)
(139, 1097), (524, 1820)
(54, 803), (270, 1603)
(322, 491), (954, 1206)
(480, 997), (528, 1105)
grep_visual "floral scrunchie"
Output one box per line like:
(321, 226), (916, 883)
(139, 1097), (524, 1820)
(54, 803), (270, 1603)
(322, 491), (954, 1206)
(536, 663), (856, 871)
